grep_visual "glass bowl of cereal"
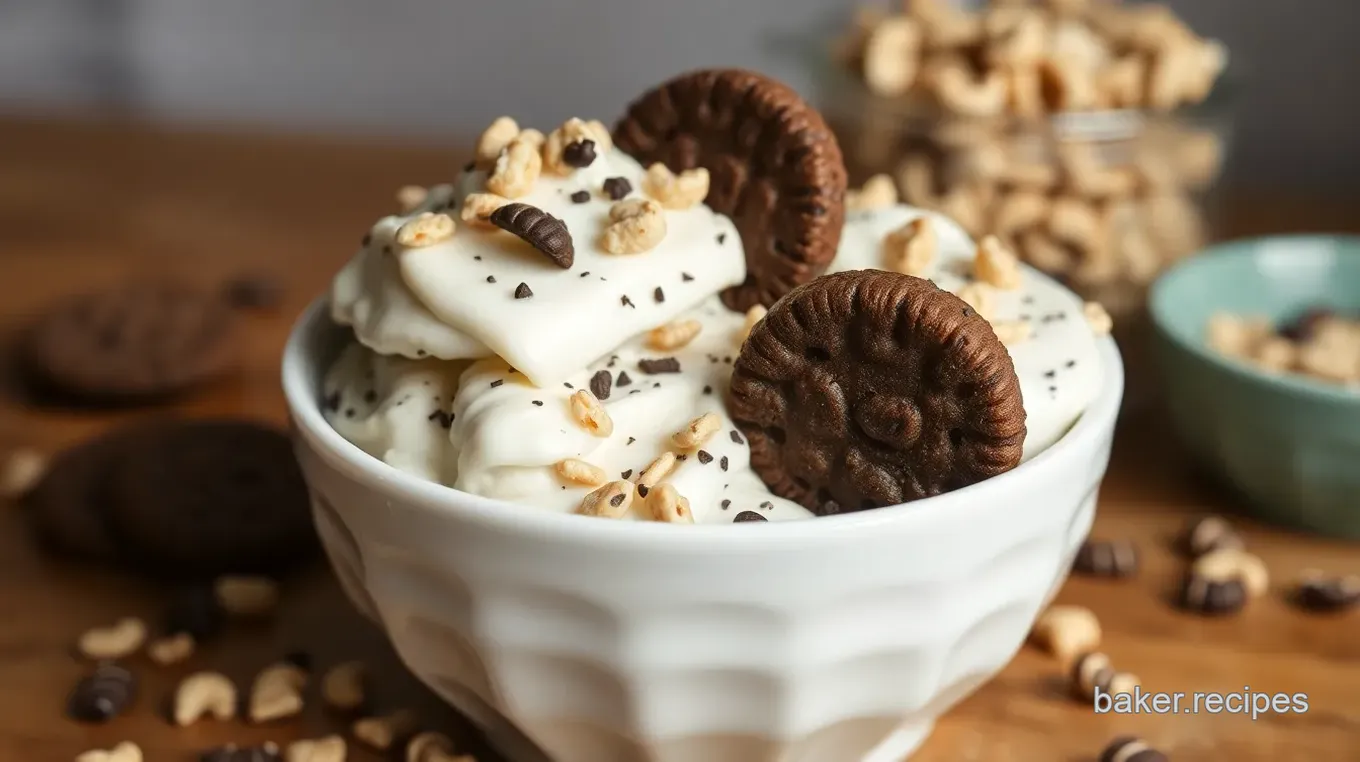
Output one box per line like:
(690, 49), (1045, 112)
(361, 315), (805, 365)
(811, 0), (1237, 412)
(1149, 236), (1360, 538)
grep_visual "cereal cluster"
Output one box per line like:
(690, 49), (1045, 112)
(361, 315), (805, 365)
(1207, 309), (1360, 388)
(839, 0), (1226, 114)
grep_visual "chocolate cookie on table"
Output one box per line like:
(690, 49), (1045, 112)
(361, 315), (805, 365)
(22, 282), (239, 402)
(613, 69), (848, 313)
(106, 420), (317, 579)
(729, 269), (1026, 515)
(22, 426), (145, 562)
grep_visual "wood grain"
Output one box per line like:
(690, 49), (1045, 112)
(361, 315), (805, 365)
(1, 117), (1357, 762)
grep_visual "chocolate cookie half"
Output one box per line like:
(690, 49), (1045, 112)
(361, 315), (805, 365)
(613, 69), (847, 312)
(23, 282), (238, 401)
(729, 270), (1026, 515)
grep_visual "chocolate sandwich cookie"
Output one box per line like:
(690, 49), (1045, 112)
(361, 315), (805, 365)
(613, 69), (848, 312)
(729, 270), (1026, 515)
(23, 282), (238, 401)
(22, 425), (150, 562)
(106, 420), (317, 578)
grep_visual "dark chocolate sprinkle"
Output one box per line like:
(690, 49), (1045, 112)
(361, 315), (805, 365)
(719, 456), (728, 471)
(626, 436), (636, 445)
(491, 379), (504, 388)
(1043, 370), (1056, 379)
(383, 245), (393, 255)
(616, 371), (633, 387)
(363, 390), (377, 404)
(580, 271), (590, 278)
(416, 349), (427, 357)
(322, 391), (341, 412)
(629, 389), (640, 395)
(514, 282), (534, 299)
(676, 453), (687, 461)
(703, 385), (712, 395)
(621, 469), (633, 479)
(682, 272), (695, 282)
(730, 430), (745, 445)
(608, 355), (618, 368)
(474, 255), (482, 261)
(717, 233), (727, 245)
(603, 177), (632, 200)
(486, 275), (496, 283)
(570, 190), (591, 204)
(590, 370), (612, 400)
(427, 409), (455, 428)
(343, 408), (356, 419)
(652, 382), (661, 388)
(760, 501), (774, 510)
(621, 295), (635, 308)
(1048, 385), (1058, 394)
(696, 450), (713, 464)
(638, 357), (681, 374)
(654, 287), (665, 303)
(734, 511), (768, 523)
(1066, 359), (1077, 368)
(721, 499), (731, 509)
(531, 400), (544, 407)
(562, 139), (597, 168)
(563, 382), (573, 389)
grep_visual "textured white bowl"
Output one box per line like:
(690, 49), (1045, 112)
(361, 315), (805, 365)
(283, 300), (1124, 762)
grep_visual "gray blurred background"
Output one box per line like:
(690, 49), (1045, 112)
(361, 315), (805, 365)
(2, 0), (1358, 196)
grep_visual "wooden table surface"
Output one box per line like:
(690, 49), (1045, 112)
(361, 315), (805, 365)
(1, 117), (1357, 762)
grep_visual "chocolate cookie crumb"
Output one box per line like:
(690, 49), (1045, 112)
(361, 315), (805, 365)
(67, 663), (136, 723)
(580, 271), (591, 278)
(616, 372), (633, 387)
(486, 276), (497, 283)
(654, 287), (665, 303)
(531, 400), (544, 407)
(637, 485), (650, 498)
(223, 275), (283, 310)
(621, 469), (633, 479)
(638, 357), (681, 374)
(589, 370), (613, 400)
(626, 437), (636, 445)
(721, 499), (731, 509)
(682, 272), (695, 282)
(570, 190), (591, 204)
(562, 139), (597, 168)
(716, 233), (727, 245)
(697, 450), (713, 464)
(603, 177), (632, 200)
(730, 430), (744, 445)
(759, 501), (773, 510)
(514, 282), (534, 299)
(734, 511), (767, 522)
(719, 456), (729, 471)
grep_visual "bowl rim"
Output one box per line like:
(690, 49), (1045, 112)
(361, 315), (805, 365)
(283, 297), (1124, 548)
(1148, 233), (1360, 407)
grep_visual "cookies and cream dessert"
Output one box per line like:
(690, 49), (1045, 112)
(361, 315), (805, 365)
(322, 69), (1112, 524)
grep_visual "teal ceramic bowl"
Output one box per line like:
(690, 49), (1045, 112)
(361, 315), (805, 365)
(1149, 235), (1360, 538)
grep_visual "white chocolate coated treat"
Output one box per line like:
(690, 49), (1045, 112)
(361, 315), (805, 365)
(331, 192), (492, 361)
(323, 343), (467, 485)
(394, 152), (743, 388)
(830, 205), (1105, 458)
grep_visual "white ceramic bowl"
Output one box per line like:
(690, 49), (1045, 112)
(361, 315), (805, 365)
(283, 299), (1124, 762)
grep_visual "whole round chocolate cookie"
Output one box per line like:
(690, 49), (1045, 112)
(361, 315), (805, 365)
(23, 428), (136, 562)
(24, 282), (239, 401)
(613, 69), (848, 312)
(106, 420), (317, 578)
(729, 270), (1026, 515)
